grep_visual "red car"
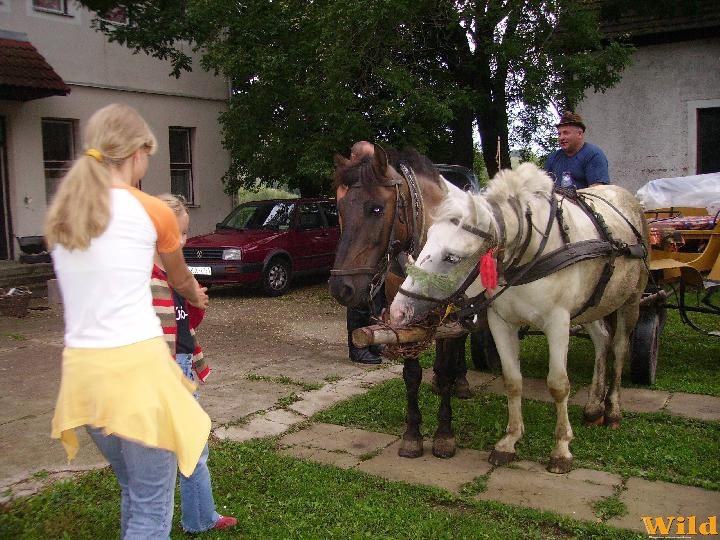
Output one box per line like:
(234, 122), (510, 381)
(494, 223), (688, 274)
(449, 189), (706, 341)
(183, 198), (340, 295)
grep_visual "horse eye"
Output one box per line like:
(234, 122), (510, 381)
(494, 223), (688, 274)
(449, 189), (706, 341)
(369, 205), (383, 216)
(443, 253), (461, 264)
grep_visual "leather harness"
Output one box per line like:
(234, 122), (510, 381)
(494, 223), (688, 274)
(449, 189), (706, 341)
(401, 187), (647, 325)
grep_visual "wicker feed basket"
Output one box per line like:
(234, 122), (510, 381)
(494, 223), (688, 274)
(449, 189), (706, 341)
(0, 287), (32, 318)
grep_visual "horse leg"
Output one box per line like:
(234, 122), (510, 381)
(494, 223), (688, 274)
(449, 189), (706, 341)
(399, 356), (424, 458)
(453, 335), (472, 399)
(544, 318), (574, 474)
(430, 335), (471, 399)
(487, 314), (523, 467)
(604, 300), (640, 428)
(432, 338), (457, 458)
(582, 320), (611, 426)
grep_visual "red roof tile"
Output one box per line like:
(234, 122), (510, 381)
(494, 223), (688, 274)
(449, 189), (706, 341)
(0, 37), (70, 101)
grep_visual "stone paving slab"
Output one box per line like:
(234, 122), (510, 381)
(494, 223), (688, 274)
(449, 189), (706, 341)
(475, 463), (619, 523)
(288, 385), (363, 417)
(666, 392), (720, 421)
(202, 379), (293, 425)
(609, 477), (720, 534)
(358, 439), (493, 494)
(215, 408), (306, 442)
(569, 385), (671, 413)
(278, 422), (397, 458)
(277, 445), (361, 469)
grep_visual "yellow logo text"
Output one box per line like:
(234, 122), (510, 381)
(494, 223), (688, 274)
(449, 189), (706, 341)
(641, 516), (717, 537)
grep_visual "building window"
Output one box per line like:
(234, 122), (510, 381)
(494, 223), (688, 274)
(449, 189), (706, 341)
(41, 119), (75, 204)
(99, 6), (127, 24)
(32, 0), (68, 15)
(697, 107), (720, 174)
(169, 127), (195, 204)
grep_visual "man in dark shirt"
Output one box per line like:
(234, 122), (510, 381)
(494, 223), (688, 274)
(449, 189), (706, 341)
(544, 111), (609, 189)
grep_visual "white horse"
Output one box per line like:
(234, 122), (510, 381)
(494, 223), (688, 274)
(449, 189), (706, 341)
(390, 163), (649, 473)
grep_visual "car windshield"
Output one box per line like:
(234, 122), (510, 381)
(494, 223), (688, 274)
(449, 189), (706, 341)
(220, 201), (296, 231)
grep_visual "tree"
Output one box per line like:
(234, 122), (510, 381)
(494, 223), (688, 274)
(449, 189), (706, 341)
(79, 0), (634, 195)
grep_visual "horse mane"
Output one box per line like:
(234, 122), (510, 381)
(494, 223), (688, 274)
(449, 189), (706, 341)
(434, 162), (553, 230)
(332, 145), (442, 191)
(484, 162), (554, 206)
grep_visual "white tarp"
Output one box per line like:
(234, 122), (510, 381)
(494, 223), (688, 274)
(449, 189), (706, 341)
(635, 173), (720, 214)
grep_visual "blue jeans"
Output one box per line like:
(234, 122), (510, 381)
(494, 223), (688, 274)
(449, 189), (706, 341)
(86, 426), (177, 539)
(176, 353), (220, 532)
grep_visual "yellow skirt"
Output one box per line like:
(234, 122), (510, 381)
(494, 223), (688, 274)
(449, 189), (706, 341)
(51, 337), (211, 477)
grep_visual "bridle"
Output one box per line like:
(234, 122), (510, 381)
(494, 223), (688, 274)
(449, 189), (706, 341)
(329, 162), (425, 301)
(395, 193), (558, 323)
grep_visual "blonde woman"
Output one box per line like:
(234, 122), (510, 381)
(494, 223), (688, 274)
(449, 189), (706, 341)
(46, 103), (210, 539)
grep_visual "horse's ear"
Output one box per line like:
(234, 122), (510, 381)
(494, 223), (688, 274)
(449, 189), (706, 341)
(334, 153), (350, 168)
(373, 144), (389, 176)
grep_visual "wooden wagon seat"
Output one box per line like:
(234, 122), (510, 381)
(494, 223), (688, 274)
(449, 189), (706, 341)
(648, 210), (720, 282)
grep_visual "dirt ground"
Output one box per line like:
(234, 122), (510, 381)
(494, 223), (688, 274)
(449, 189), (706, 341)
(0, 275), (367, 498)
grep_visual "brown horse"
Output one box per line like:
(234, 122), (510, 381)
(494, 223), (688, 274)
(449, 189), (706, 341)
(328, 145), (474, 459)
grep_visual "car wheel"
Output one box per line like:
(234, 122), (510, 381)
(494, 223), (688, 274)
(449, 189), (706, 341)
(262, 258), (291, 296)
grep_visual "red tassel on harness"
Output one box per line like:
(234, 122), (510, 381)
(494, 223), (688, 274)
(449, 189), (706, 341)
(479, 249), (497, 290)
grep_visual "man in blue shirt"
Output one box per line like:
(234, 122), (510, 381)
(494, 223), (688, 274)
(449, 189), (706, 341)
(544, 111), (609, 189)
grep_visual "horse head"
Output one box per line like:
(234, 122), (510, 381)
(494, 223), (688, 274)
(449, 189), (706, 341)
(329, 145), (408, 308)
(390, 185), (498, 326)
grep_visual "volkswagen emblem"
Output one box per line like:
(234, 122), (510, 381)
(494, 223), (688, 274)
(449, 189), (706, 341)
(196, 250), (203, 258)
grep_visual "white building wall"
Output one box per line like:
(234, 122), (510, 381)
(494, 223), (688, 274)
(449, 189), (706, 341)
(0, 0), (233, 256)
(578, 37), (720, 193)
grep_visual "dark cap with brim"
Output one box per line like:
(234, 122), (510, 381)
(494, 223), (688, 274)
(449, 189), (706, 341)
(556, 111), (586, 131)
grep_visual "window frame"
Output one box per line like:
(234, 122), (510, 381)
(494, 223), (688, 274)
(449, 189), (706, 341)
(687, 99), (720, 174)
(31, 0), (69, 16)
(41, 118), (76, 204)
(97, 6), (128, 25)
(168, 126), (196, 206)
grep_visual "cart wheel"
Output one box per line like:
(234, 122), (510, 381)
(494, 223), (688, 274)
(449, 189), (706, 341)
(470, 328), (501, 372)
(630, 304), (666, 385)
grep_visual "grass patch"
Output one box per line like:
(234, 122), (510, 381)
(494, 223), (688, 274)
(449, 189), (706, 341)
(466, 303), (719, 396)
(593, 495), (627, 521)
(246, 373), (322, 392)
(0, 439), (645, 539)
(277, 393), (301, 408)
(314, 379), (720, 491)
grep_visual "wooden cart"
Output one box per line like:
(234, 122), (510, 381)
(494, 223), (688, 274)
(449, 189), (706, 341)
(630, 207), (720, 384)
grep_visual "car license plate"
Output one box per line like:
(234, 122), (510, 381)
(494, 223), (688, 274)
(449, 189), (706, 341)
(189, 266), (211, 276)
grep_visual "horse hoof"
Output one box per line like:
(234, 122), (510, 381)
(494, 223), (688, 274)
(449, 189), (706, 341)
(488, 449), (515, 466)
(547, 456), (573, 474)
(432, 437), (456, 458)
(604, 415), (621, 429)
(583, 411), (604, 426)
(454, 378), (473, 399)
(398, 438), (423, 458)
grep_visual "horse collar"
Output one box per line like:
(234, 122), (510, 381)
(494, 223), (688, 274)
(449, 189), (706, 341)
(399, 163), (426, 258)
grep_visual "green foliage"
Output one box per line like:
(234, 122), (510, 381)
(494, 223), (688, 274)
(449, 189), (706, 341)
(78, 0), (643, 191)
(1, 440), (644, 539)
(235, 186), (297, 205)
